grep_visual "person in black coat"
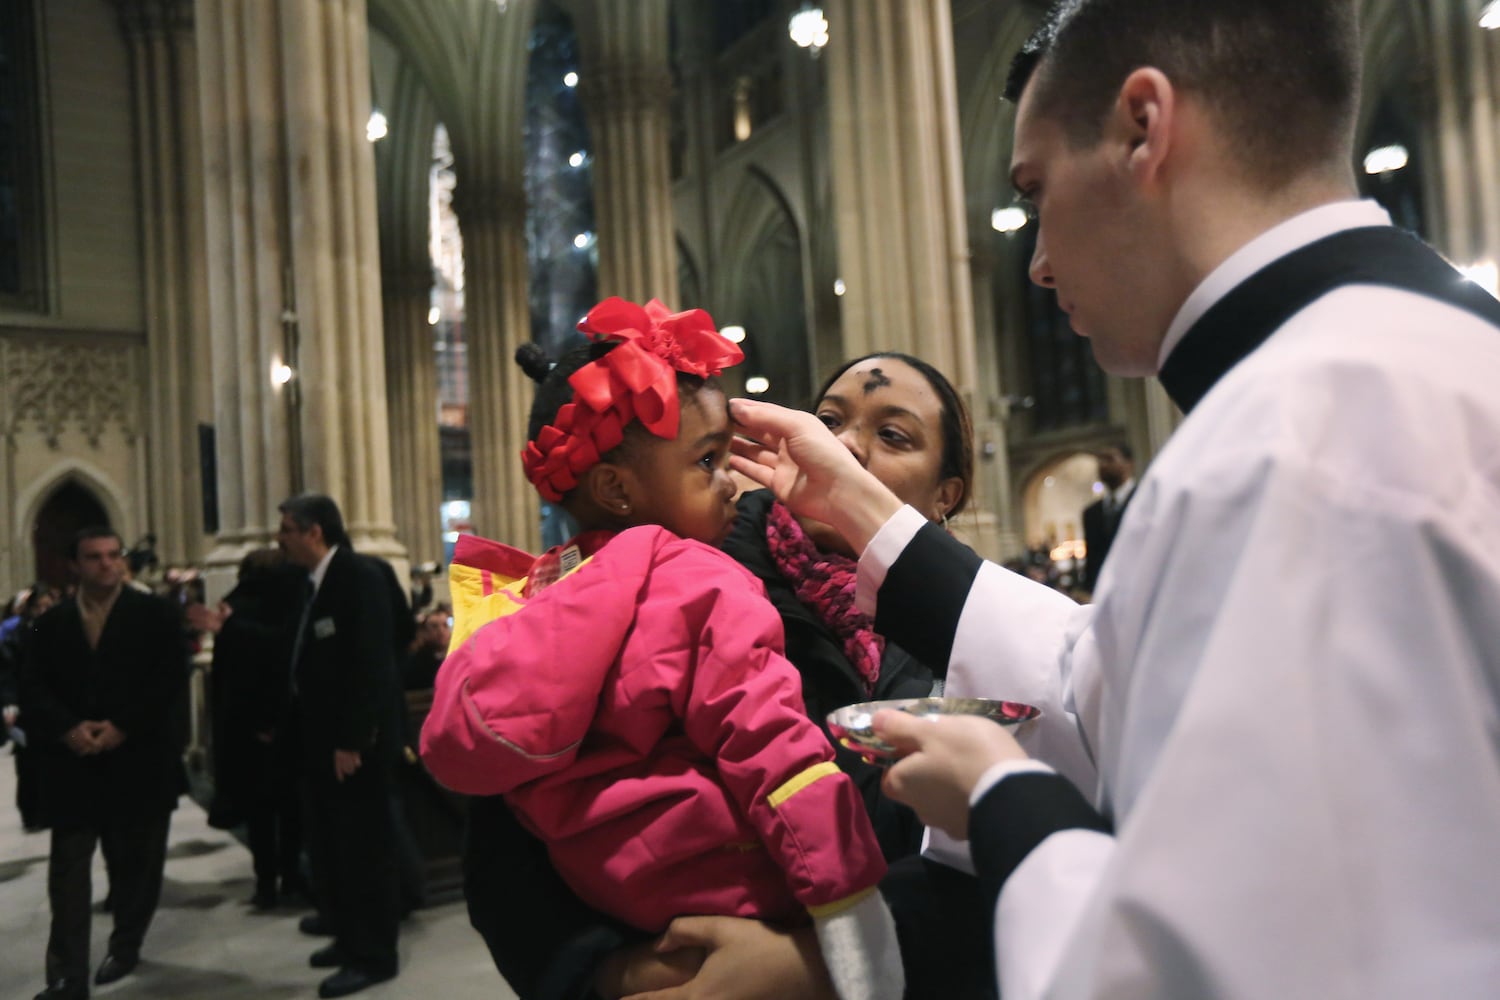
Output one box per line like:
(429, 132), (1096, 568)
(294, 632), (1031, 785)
(1, 585), (58, 832)
(21, 528), (188, 1000)
(199, 548), (306, 909)
(277, 495), (401, 999)
(1080, 443), (1135, 594)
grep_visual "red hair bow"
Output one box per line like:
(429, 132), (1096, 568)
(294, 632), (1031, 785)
(520, 297), (744, 502)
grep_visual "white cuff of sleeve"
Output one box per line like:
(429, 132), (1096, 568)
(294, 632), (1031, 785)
(855, 505), (928, 617)
(970, 758), (1057, 807)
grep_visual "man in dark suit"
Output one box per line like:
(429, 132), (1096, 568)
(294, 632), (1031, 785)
(21, 527), (188, 1000)
(277, 494), (401, 999)
(1081, 443), (1136, 593)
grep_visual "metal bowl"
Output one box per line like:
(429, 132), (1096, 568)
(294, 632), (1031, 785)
(826, 697), (1041, 765)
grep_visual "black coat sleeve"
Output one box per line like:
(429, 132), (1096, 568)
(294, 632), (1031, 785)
(19, 610), (81, 744)
(871, 522), (985, 676)
(0, 631), (19, 707)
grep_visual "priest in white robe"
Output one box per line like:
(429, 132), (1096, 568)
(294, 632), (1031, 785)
(728, 2), (1500, 997)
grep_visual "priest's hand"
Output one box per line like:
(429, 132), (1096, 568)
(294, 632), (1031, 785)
(728, 399), (902, 556)
(876, 710), (1029, 840)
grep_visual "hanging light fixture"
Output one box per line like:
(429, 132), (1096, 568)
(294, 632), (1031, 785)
(1362, 144), (1408, 175)
(991, 206), (1030, 233)
(366, 110), (388, 142)
(1480, 1), (1500, 30)
(789, 6), (829, 55)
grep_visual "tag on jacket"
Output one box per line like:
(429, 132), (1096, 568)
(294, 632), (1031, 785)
(313, 617), (336, 639)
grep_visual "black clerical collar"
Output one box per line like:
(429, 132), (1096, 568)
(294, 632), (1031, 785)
(1159, 226), (1500, 414)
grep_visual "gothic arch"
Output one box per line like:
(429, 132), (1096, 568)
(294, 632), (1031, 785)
(715, 167), (810, 405)
(1018, 449), (1099, 550)
(1358, 0), (1433, 142)
(958, 7), (1033, 243)
(16, 462), (130, 587)
(16, 462), (128, 544)
(716, 164), (803, 284)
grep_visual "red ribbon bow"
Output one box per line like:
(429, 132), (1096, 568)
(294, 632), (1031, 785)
(520, 297), (744, 502)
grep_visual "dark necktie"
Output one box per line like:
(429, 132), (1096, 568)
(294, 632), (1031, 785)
(288, 577), (315, 693)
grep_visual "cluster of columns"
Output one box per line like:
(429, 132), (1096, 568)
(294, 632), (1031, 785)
(124, 0), (1223, 578)
(195, 0), (403, 582)
(117, 0), (210, 568)
(824, 0), (978, 393)
(1424, 3), (1500, 274)
(565, 0), (679, 306)
(375, 55), (443, 568)
(823, 0), (1023, 557)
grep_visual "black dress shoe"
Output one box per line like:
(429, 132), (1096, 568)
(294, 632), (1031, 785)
(94, 953), (137, 986)
(33, 981), (87, 1000)
(318, 966), (396, 998)
(309, 943), (346, 968)
(299, 913), (336, 936)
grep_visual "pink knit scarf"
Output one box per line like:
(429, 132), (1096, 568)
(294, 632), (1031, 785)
(764, 500), (885, 696)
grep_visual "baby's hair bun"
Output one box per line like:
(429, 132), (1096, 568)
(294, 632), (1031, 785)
(515, 343), (555, 384)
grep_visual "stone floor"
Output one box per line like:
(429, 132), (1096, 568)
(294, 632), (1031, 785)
(0, 754), (517, 1000)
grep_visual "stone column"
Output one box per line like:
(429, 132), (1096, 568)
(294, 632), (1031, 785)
(965, 246), (1021, 562)
(118, 0), (209, 566)
(824, 0), (977, 392)
(1425, 2), (1500, 270)
(382, 268), (444, 566)
(367, 0), (538, 549)
(564, 0), (679, 304)
(455, 192), (539, 551)
(375, 63), (444, 570)
(197, 0), (404, 577)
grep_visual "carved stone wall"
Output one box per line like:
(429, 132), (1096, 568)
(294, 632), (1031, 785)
(0, 330), (147, 594)
(0, 335), (140, 447)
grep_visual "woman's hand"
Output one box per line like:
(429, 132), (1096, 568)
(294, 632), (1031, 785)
(594, 938), (704, 999)
(728, 399), (902, 555)
(876, 710), (1030, 840)
(621, 915), (835, 1000)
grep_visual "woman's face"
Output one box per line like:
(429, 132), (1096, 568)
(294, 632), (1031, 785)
(809, 358), (963, 549)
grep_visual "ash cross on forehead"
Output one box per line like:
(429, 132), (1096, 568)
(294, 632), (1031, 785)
(861, 367), (892, 394)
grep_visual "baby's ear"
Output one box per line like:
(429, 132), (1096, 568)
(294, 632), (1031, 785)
(582, 463), (635, 518)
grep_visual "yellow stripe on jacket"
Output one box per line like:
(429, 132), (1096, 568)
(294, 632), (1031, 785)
(767, 761), (841, 810)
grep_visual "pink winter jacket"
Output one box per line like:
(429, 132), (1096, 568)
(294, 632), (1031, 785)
(420, 525), (887, 930)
